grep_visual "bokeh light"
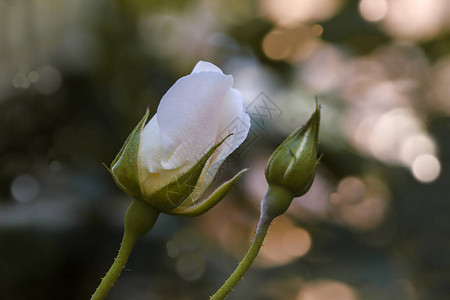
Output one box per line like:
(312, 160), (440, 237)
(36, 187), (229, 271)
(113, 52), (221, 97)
(175, 253), (205, 282)
(262, 29), (293, 60)
(260, 0), (344, 27)
(297, 45), (348, 92)
(297, 280), (358, 300)
(359, 0), (388, 22)
(369, 108), (422, 164)
(11, 175), (40, 203)
(400, 134), (436, 166)
(336, 177), (366, 204)
(262, 26), (322, 62)
(34, 65), (62, 95)
(256, 216), (312, 267)
(381, 0), (449, 41)
(331, 176), (390, 231)
(411, 154), (441, 183)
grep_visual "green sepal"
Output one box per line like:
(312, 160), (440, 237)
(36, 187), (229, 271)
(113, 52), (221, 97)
(103, 162), (131, 195)
(110, 108), (150, 199)
(169, 168), (248, 217)
(146, 134), (233, 213)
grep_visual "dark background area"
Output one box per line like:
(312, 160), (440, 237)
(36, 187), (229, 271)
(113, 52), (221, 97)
(1, 0), (450, 299)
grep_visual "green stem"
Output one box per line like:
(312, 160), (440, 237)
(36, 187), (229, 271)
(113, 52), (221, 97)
(90, 230), (138, 300)
(210, 186), (295, 299)
(210, 215), (273, 300)
(90, 199), (160, 300)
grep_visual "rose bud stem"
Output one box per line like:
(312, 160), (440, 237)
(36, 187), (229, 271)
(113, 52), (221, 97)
(211, 101), (320, 300)
(209, 189), (290, 300)
(90, 199), (160, 300)
(209, 207), (273, 300)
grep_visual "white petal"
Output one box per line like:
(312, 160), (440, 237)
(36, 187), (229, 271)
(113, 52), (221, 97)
(139, 115), (192, 196)
(187, 88), (251, 202)
(139, 115), (163, 174)
(214, 88), (251, 164)
(157, 71), (233, 169)
(140, 164), (191, 197)
(191, 61), (224, 74)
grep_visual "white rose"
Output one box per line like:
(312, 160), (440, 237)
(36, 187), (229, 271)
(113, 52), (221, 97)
(111, 61), (250, 214)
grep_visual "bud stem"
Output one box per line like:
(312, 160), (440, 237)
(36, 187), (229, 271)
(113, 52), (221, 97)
(210, 214), (272, 300)
(210, 185), (296, 300)
(90, 229), (137, 300)
(90, 199), (160, 300)
(210, 186), (295, 299)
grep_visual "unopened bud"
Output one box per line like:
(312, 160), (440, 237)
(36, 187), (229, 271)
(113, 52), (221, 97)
(263, 101), (321, 218)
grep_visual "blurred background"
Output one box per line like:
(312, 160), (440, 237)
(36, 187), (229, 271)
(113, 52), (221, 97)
(1, 0), (450, 299)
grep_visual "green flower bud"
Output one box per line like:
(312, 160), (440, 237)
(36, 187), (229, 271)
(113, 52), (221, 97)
(265, 101), (321, 197)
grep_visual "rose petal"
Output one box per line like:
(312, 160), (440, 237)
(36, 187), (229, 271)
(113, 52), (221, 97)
(139, 116), (194, 196)
(157, 71), (233, 170)
(191, 61), (224, 74)
(186, 88), (251, 202)
(140, 164), (191, 197)
(214, 88), (251, 162)
(139, 115), (163, 173)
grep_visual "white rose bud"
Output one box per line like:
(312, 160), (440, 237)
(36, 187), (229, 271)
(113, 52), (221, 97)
(109, 61), (250, 216)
